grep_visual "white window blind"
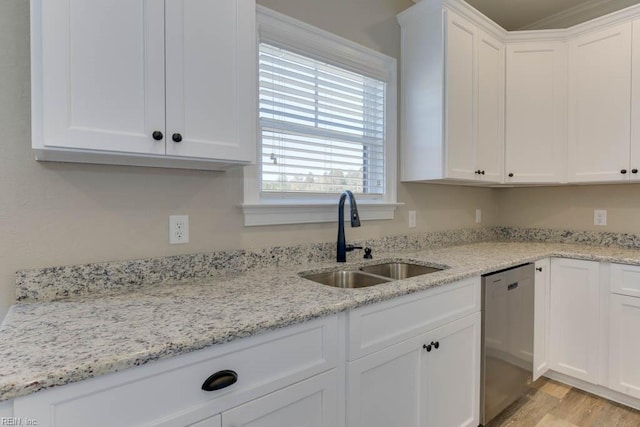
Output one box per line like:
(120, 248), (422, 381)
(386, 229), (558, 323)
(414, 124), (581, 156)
(259, 43), (386, 196)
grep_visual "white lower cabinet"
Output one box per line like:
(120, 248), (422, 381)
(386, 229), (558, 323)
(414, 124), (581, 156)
(346, 277), (481, 427)
(609, 263), (640, 399)
(221, 370), (338, 427)
(609, 294), (640, 399)
(549, 258), (601, 384)
(347, 313), (481, 427)
(533, 258), (551, 381)
(13, 316), (339, 427)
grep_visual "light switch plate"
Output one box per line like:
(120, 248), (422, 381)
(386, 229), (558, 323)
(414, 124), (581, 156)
(594, 210), (607, 226)
(408, 210), (416, 228)
(475, 209), (482, 224)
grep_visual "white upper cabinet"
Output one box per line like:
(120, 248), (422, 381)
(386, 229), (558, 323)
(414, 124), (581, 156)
(445, 11), (477, 181)
(505, 42), (567, 184)
(568, 22), (633, 183)
(398, 2), (505, 184)
(477, 30), (505, 183)
(31, 0), (256, 170)
(630, 20), (640, 179)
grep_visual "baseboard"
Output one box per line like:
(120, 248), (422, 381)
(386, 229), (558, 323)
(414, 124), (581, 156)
(545, 370), (640, 411)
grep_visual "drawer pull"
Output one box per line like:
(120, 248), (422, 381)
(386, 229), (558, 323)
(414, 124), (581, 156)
(202, 370), (238, 391)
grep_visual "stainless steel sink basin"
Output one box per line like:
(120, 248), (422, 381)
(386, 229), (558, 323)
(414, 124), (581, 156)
(302, 270), (391, 289)
(359, 262), (443, 280)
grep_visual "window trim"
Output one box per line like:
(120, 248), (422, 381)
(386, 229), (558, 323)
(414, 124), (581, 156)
(242, 5), (398, 227)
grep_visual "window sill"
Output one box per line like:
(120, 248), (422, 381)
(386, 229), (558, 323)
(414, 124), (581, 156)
(241, 201), (401, 226)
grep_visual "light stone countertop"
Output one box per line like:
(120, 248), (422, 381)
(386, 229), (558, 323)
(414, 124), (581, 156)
(3, 240), (640, 402)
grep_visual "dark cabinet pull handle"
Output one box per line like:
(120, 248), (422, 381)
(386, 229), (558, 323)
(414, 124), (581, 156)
(423, 343), (432, 352)
(621, 169), (627, 174)
(536, 267), (543, 272)
(633, 169), (638, 174)
(508, 173), (514, 178)
(172, 133), (183, 143)
(432, 341), (439, 349)
(202, 370), (238, 391)
(152, 131), (163, 141)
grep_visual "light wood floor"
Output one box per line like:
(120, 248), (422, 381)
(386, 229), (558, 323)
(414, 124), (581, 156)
(486, 378), (640, 427)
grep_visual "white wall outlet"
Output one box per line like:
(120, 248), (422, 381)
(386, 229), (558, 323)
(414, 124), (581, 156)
(408, 210), (416, 228)
(169, 215), (189, 244)
(594, 210), (607, 226)
(475, 208), (482, 224)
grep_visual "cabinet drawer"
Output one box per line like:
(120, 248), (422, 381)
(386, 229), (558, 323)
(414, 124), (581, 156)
(611, 263), (640, 298)
(14, 316), (339, 427)
(347, 277), (481, 360)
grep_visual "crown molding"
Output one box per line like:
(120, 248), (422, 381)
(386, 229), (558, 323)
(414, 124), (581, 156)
(519, 0), (640, 31)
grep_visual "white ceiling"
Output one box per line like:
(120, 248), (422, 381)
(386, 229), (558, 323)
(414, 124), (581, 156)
(463, 0), (640, 30)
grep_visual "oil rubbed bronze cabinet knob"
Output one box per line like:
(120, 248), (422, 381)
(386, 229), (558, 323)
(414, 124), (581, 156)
(172, 133), (183, 143)
(621, 169), (627, 174)
(633, 169), (638, 174)
(508, 173), (514, 178)
(152, 131), (163, 141)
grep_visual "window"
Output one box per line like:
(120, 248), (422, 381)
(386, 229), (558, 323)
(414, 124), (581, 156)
(243, 6), (398, 226)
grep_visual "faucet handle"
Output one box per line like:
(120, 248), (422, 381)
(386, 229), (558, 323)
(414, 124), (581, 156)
(345, 244), (363, 252)
(363, 247), (373, 259)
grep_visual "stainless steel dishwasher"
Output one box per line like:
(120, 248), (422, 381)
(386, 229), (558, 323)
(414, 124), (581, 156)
(481, 263), (535, 426)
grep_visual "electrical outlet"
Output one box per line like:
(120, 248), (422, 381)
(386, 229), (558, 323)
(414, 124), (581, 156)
(169, 215), (189, 244)
(408, 210), (416, 228)
(594, 210), (607, 226)
(475, 208), (482, 224)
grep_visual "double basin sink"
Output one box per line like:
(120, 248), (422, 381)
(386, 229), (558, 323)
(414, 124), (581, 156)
(301, 262), (445, 289)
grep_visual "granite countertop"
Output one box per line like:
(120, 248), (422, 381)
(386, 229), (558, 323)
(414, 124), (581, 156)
(3, 240), (640, 402)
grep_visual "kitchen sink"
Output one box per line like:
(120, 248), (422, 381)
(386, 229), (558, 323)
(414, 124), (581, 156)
(359, 262), (443, 280)
(301, 270), (391, 289)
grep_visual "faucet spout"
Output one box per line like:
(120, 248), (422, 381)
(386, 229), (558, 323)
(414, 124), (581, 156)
(337, 190), (361, 262)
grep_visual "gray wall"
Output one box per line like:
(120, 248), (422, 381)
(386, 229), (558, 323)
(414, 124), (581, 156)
(0, 0), (497, 320)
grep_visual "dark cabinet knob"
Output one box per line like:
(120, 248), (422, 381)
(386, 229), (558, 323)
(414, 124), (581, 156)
(423, 344), (432, 352)
(432, 341), (439, 349)
(172, 133), (183, 143)
(480, 170), (485, 175)
(202, 370), (238, 391)
(508, 173), (514, 178)
(152, 131), (163, 141)
(633, 169), (638, 174)
(536, 267), (543, 272)
(621, 169), (627, 174)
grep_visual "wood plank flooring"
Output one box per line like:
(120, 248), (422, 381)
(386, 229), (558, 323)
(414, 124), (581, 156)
(486, 378), (640, 427)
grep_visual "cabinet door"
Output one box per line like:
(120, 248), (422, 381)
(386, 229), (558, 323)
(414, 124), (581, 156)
(165, 0), (255, 163)
(423, 313), (481, 427)
(534, 259), (551, 381)
(631, 20), (640, 180)
(505, 42), (567, 183)
(568, 23), (632, 182)
(347, 337), (422, 427)
(549, 259), (600, 383)
(222, 370), (338, 427)
(477, 30), (505, 183)
(34, 0), (166, 155)
(445, 11), (477, 181)
(609, 294), (640, 399)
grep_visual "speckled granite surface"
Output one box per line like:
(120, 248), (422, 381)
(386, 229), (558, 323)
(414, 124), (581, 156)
(495, 226), (640, 248)
(5, 229), (640, 403)
(16, 228), (498, 303)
